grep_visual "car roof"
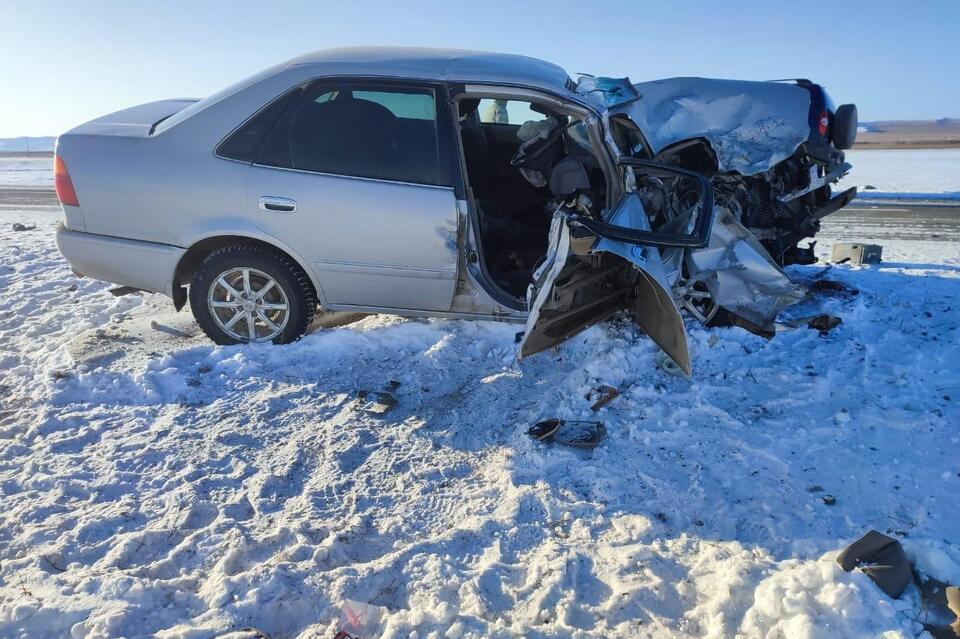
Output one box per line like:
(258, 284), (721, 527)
(284, 47), (579, 97)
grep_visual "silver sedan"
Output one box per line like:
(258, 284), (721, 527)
(54, 47), (856, 375)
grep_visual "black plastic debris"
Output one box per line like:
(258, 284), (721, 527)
(807, 314), (843, 334)
(528, 419), (604, 448)
(836, 530), (912, 598)
(11, 222), (36, 231)
(528, 419), (561, 441)
(821, 494), (837, 505)
(810, 278), (859, 298)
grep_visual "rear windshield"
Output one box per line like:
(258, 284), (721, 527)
(152, 64), (283, 135)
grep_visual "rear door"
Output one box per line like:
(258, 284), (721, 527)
(242, 80), (459, 311)
(519, 195), (691, 375)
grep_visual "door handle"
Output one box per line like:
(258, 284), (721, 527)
(258, 196), (297, 213)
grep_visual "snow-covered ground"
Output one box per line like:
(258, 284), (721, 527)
(0, 156), (54, 190)
(1, 206), (958, 638)
(836, 149), (960, 199)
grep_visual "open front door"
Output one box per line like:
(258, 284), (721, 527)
(518, 212), (630, 357)
(518, 196), (692, 375)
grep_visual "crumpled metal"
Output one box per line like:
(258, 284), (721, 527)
(686, 208), (805, 330)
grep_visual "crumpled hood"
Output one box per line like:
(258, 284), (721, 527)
(614, 77), (813, 175)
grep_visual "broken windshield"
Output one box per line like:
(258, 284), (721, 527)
(575, 76), (642, 108)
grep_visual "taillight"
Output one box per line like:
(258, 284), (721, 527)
(54, 154), (79, 207)
(818, 110), (830, 137)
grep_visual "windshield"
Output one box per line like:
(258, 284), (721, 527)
(576, 76), (642, 108)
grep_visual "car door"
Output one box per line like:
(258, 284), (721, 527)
(518, 196), (691, 375)
(518, 159), (717, 376)
(243, 80), (459, 312)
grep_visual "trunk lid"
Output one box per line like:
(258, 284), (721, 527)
(62, 99), (199, 138)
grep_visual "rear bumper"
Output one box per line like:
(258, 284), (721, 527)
(55, 224), (185, 297)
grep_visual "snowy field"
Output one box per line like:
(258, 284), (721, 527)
(835, 149), (960, 199)
(1, 203), (958, 638)
(0, 156), (54, 190)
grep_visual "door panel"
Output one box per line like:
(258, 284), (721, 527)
(247, 165), (458, 311)
(519, 197), (691, 375)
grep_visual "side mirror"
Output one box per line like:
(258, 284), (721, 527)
(549, 158), (590, 197)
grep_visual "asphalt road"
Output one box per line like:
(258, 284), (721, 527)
(819, 200), (960, 242)
(3, 187), (958, 242)
(0, 188), (60, 210)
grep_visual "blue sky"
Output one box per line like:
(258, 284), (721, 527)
(1, 0), (957, 136)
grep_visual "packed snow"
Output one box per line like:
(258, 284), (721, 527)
(0, 156), (54, 190)
(1, 205), (958, 638)
(836, 149), (960, 199)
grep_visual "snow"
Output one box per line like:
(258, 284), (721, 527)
(1, 207), (958, 638)
(836, 149), (960, 199)
(0, 156), (54, 189)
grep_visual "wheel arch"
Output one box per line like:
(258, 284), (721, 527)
(173, 233), (322, 311)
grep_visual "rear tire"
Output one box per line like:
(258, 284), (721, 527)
(189, 243), (317, 345)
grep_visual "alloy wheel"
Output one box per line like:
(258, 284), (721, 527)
(207, 267), (290, 342)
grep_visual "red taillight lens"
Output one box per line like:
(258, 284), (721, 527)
(818, 110), (830, 137)
(54, 154), (79, 207)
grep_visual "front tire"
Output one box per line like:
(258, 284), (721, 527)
(189, 243), (317, 345)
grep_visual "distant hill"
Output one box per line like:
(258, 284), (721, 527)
(0, 137), (56, 153)
(855, 119), (960, 149)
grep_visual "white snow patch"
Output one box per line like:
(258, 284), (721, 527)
(0, 156), (54, 189)
(837, 149), (960, 198)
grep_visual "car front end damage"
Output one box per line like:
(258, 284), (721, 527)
(519, 77), (857, 374)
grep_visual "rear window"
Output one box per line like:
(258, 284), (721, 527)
(216, 88), (302, 162)
(256, 83), (447, 186)
(152, 63), (283, 135)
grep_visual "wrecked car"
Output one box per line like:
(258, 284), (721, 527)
(54, 47), (857, 374)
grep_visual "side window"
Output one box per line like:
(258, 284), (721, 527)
(477, 99), (547, 126)
(257, 83), (446, 185)
(216, 88), (302, 162)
